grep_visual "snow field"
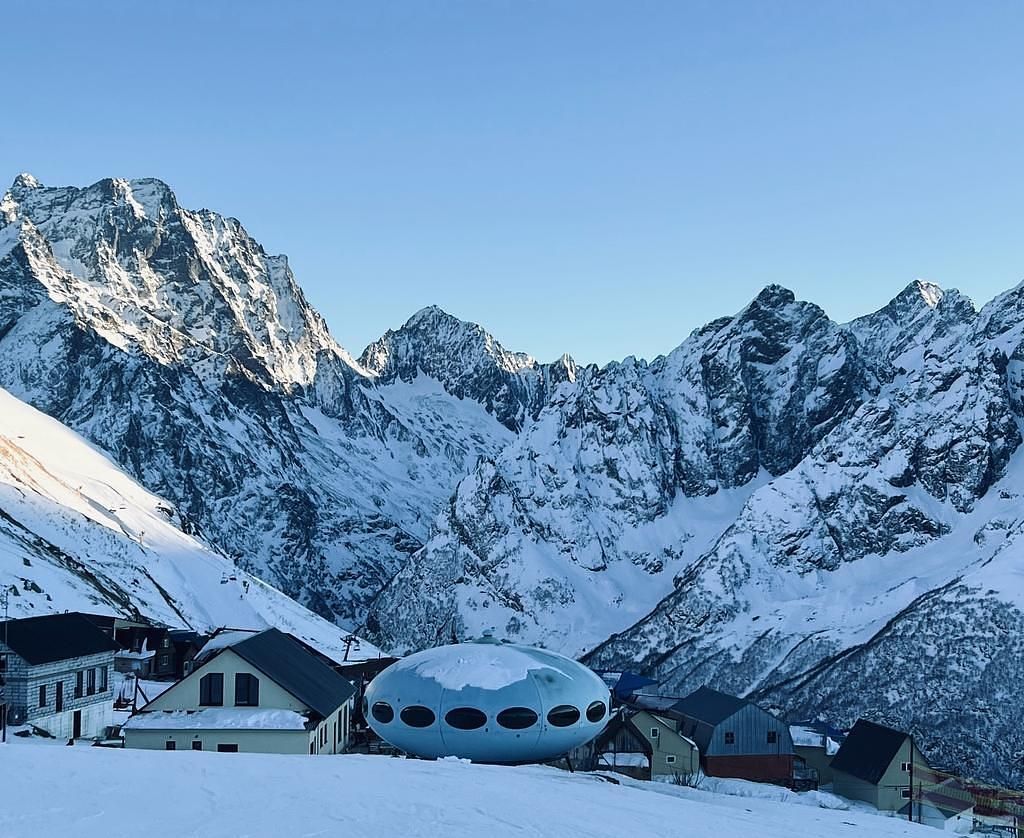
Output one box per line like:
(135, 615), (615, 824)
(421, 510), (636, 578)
(0, 745), (931, 838)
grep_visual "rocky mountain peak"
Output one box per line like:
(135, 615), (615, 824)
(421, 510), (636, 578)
(360, 305), (569, 431)
(909, 278), (943, 308)
(0, 174), (362, 390)
(10, 171), (42, 192)
(751, 283), (797, 309)
(845, 279), (975, 379)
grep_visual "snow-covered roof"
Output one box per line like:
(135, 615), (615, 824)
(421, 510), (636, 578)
(123, 708), (309, 731)
(194, 629), (259, 661)
(396, 639), (564, 691)
(599, 752), (650, 768)
(789, 725), (841, 756)
(115, 649), (156, 660)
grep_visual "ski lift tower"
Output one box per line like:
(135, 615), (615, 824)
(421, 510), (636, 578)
(342, 633), (360, 662)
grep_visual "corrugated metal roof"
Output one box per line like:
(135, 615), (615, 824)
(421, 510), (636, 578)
(0, 612), (120, 665)
(230, 629), (355, 718)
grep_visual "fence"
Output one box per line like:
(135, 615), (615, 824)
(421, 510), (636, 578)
(885, 761), (1024, 836)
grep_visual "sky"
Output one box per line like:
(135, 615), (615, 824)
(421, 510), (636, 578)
(3, 1), (1023, 365)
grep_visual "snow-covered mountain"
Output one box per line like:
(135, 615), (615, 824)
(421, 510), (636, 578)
(3, 173), (1024, 785)
(369, 278), (1024, 785)
(360, 304), (577, 431)
(0, 384), (380, 661)
(0, 174), (511, 625)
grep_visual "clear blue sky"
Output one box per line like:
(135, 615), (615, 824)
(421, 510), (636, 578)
(3, 1), (1023, 364)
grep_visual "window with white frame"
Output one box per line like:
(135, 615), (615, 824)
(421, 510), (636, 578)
(651, 727), (659, 738)
(901, 762), (912, 772)
(666, 755), (677, 764)
(901, 788), (912, 799)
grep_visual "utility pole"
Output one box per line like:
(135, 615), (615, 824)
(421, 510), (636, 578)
(907, 735), (914, 823)
(1, 587), (9, 744)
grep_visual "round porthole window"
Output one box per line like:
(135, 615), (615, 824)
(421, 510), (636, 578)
(586, 700), (606, 723)
(400, 705), (436, 728)
(444, 707), (487, 730)
(371, 701), (394, 724)
(496, 707), (539, 730)
(547, 705), (580, 727)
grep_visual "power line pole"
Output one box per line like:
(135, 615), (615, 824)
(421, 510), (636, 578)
(907, 735), (914, 823)
(1, 588), (9, 744)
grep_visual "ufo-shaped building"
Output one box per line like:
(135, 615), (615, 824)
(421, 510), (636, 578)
(363, 635), (611, 763)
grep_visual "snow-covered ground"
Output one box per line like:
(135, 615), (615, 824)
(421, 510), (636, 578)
(0, 746), (931, 838)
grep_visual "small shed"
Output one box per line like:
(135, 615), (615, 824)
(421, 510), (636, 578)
(585, 712), (652, 780)
(575, 708), (699, 781)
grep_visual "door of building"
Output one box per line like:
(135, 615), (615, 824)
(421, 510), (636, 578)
(55, 681), (63, 713)
(72, 710), (81, 738)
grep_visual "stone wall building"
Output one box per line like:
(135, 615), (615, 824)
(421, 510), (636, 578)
(0, 612), (118, 740)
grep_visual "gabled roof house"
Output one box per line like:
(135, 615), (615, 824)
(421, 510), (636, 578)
(667, 686), (795, 783)
(574, 708), (699, 780)
(831, 719), (932, 811)
(123, 628), (356, 755)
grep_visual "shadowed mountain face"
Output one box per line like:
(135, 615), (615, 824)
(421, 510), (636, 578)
(3, 174), (1024, 786)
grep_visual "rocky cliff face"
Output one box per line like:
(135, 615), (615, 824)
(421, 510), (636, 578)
(3, 173), (1024, 785)
(360, 304), (577, 431)
(369, 276), (1024, 785)
(0, 174), (510, 624)
(368, 285), (868, 654)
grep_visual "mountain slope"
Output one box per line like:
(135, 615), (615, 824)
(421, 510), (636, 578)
(371, 278), (1024, 785)
(369, 285), (868, 653)
(583, 281), (1024, 785)
(0, 384), (380, 660)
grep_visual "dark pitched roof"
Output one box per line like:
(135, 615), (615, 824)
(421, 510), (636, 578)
(229, 629), (356, 718)
(830, 719), (910, 785)
(670, 686), (750, 726)
(0, 612), (120, 665)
